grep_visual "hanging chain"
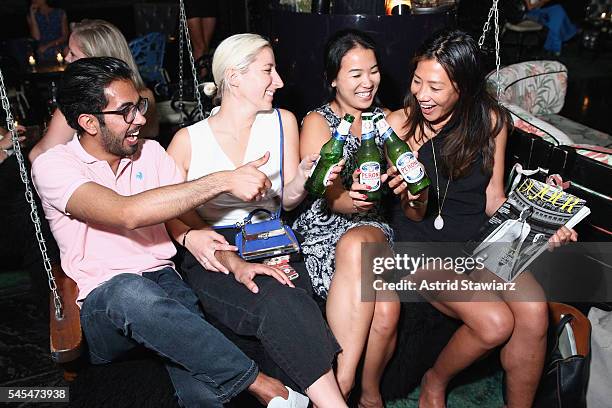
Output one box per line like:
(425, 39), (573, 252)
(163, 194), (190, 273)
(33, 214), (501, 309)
(178, 0), (185, 124)
(478, 0), (502, 100)
(178, 0), (204, 122)
(0, 68), (62, 319)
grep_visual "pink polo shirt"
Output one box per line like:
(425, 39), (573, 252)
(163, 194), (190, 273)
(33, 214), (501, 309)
(32, 136), (184, 303)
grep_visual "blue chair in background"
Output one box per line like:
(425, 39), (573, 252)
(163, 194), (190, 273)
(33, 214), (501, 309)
(129, 32), (169, 88)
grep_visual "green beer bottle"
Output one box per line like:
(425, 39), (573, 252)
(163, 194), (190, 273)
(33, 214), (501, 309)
(305, 113), (355, 197)
(356, 112), (382, 202)
(374, 113), (431, 195)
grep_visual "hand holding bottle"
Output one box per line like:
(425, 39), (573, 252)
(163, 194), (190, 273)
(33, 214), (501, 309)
(305, 113), (354, 197)
(383, 162), (428, 209)
(300, 154), (345, 184)
(349, 167), (375, 213)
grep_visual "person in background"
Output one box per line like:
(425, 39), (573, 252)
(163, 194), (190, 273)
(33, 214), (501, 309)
(292, 29), (399, 407)
(29, 19), (159, 163)
(0, 126), (25, 165)
(166, 33), (348, 408)
(384, 29), (576, 408)
(525, 0), (577, 56)
(184, 0), (218, 77)
(26, 0), (68, 62)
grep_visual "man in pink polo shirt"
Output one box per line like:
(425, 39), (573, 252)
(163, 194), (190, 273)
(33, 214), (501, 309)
(31, 57), (308, 408)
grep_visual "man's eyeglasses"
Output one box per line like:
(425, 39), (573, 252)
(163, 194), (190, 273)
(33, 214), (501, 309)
(90, 97), (148, 124)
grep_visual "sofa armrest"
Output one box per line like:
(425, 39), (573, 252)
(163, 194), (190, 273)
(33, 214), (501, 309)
(503, 103), (574, 146)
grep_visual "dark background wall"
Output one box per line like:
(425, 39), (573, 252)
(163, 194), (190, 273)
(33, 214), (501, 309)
(1, 0), (590, 40)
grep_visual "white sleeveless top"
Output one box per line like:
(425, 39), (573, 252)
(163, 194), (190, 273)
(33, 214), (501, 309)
(186, 107), (283, 226)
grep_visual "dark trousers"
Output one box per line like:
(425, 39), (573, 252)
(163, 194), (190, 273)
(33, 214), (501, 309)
(80, 268), (258, 408)
(181, 251), (341, 392)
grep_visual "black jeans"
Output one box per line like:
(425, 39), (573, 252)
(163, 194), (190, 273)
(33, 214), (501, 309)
(180, 231), (341, 392)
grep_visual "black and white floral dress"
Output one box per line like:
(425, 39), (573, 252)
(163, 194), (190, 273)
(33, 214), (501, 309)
(292, 104), (394, 298)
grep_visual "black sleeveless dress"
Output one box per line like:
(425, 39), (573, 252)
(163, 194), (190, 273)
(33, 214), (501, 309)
(386, 132), (490, 243)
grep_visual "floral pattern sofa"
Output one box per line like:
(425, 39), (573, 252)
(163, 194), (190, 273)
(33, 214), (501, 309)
(486, 60), (612, 166)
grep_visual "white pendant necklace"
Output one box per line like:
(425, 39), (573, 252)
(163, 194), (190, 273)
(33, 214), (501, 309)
(431, 137), (451, 231)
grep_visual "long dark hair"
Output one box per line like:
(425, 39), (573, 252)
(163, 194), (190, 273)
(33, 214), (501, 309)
(323, 29), (379, 102)
(403, 29), (510, 179)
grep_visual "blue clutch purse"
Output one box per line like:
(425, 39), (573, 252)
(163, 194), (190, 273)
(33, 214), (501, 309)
(234, 209), (300, 261)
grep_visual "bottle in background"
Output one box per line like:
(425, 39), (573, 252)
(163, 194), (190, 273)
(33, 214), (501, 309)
(385, 0), (411, 15)
(374, 113), (430, 195)
(305, 113), (355, 197)
(356, 112), (382, 202)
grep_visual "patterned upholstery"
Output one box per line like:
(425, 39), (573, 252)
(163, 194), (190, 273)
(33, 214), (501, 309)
(501, 103), (572, 146)
(487, 60), (612, 165)
(540, 114), (612, 147)
(487, 60), (568, 115)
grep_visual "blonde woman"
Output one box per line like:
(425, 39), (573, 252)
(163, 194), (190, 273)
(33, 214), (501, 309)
(166, 33), (348, 408)
(29, 20), (159, 162)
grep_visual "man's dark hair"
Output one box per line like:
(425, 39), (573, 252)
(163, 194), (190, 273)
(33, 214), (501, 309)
(57, 57), (133, 134)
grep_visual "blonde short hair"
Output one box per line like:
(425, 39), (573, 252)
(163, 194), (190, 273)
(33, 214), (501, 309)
(71, 19), (146, 91)
(212, 33), (271, 102)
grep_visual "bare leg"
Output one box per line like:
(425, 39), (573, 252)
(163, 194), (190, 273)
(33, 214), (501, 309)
(306, 369), (348, 408)
(419, 299), (514, 408)
(187, 17), (205, 61)
(359, 299), (400, 408)
(201, 17), (216, 54)
(500, 273), (548, 408)
(326, 226), (387, 398)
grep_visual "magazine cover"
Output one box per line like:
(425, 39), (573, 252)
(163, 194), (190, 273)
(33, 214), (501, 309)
(466, 178), (591, 282)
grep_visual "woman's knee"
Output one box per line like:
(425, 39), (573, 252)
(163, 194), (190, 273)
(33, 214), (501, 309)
(336, 227), (387, 264)
(512, 302), (549, 337)
(371, 301), (400, 338)
(475, 306), (515, 348)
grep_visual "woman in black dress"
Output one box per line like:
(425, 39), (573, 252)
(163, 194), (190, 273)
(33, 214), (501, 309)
(384, 29), (577, 408)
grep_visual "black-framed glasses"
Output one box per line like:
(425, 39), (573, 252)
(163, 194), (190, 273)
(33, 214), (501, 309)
(90, 97), (148, 124)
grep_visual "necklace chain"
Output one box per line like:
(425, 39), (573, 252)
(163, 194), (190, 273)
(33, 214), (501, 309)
(431, 137), (451, 217)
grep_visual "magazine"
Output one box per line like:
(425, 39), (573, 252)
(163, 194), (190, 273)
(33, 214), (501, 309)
(466, 178), (591, 282)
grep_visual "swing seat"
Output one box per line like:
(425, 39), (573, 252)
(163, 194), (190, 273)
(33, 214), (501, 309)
(487, 60), (612, 149)
(49, 263), (83, 368)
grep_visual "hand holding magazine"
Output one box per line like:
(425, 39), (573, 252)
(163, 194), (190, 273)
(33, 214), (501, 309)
(466, 178), (590, 282)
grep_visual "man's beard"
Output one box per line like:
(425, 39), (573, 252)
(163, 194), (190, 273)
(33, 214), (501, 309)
(100, 124), (139, 157)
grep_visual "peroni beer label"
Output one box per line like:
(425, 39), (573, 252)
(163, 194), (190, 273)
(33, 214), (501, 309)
(359, 161), (381, 191)
(396, 152), (425, 184)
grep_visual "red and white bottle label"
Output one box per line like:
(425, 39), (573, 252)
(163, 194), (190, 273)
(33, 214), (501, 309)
(396, 152), (425, 184)
(359, 161), (381, 191)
